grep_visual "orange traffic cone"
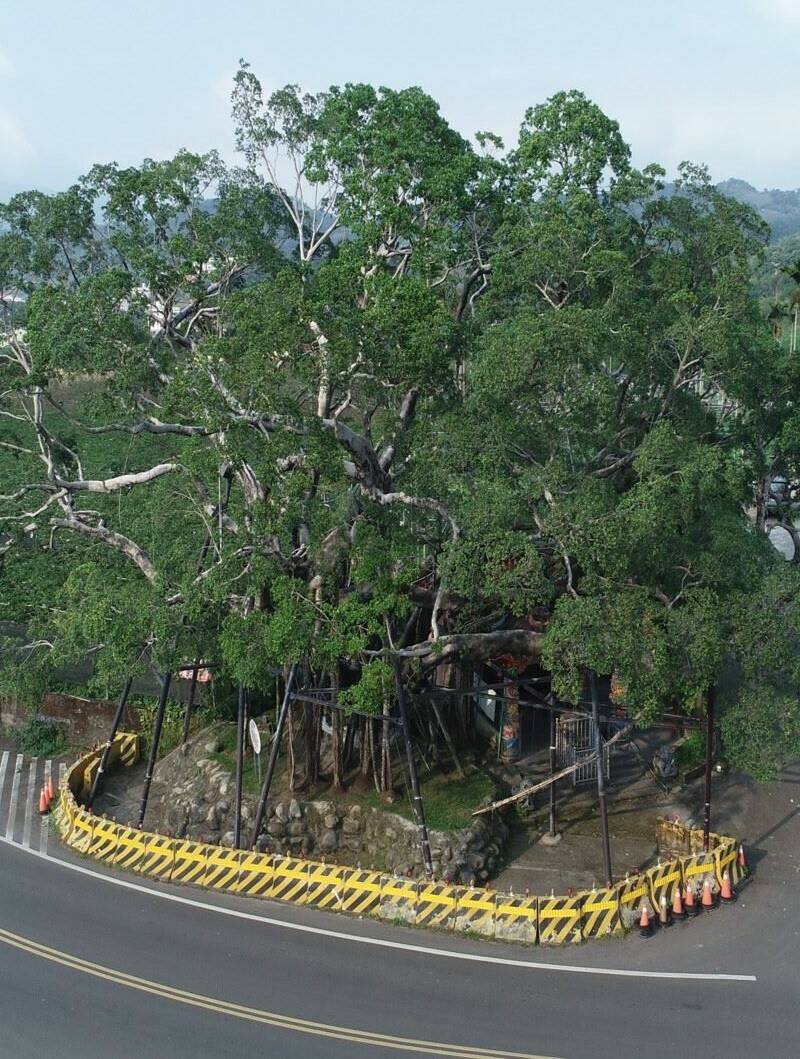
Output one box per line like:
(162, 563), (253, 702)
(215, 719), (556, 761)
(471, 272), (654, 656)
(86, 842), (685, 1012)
(701, 875), (715, 911)
(47, 776), (55, 802)
(738, 844), (747, 871)
(672, 886), (685, 921)
(685, 882), (699, 917)
(639, 901), (653, 938)
(38, 786), (48, 815)
(720, 870), (734, 902)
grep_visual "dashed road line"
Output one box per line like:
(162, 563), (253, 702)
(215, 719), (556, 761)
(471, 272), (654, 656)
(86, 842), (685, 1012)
(22, 759), (36, 849)
(5, 754), (22, 841)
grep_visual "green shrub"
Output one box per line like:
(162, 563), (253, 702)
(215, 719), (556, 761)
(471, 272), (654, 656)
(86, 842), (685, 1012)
(675, 731), (705, 773)
(13, 718), (67, 757)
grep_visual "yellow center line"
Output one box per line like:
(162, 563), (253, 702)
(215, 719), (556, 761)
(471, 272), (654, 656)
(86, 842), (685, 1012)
(0, 926), (560, 1059)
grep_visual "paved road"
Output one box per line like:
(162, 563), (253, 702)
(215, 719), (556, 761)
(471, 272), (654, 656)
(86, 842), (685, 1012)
(0, 762), (798, 1058)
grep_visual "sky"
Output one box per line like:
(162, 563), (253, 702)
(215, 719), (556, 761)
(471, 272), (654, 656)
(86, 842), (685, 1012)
(1, 0), (799, 200)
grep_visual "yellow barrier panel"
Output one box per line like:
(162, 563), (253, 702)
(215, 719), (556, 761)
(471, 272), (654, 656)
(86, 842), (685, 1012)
(69, 808), (95, 854)
(86, 817), (121, 863)
(202, 846), (242, 891)
(647, 859), (683, 910)
(537, 893), (582, 945)
(118, 732), (140, 767)
(235, 851), (276, 898)
(170, 840), (209, 886)
(53, 788), (74, 841)
(139, 831), (175, 880)
(415, 881), (458, 929)
(714, 839), (741, 889)
(494, 891), (538, 945)
(303, 861), (349, 911)
(454, 887), (496, 939)
(340, 869), (382, 917)
(617, 874), (650, 929)
(379, 876), (418, 924)
(681, 850), (717, 889)
(113, 827), (147, 872)
(271, 857), (309, 903)
(581, 886), (622, 939)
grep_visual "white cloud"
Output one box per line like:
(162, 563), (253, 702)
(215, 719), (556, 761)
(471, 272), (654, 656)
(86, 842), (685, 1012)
(0, 48), (15, 79)
(750, 0), (800, 23)
(0, 109), (33, 162)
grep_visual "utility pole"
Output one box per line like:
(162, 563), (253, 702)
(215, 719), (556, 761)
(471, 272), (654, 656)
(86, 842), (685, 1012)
(137, 672), (171, 830)
(180, 665), (200, 746)
(590, 670), (613, 887)
(393, 658), (433, 878)
(703, 684), (716, 853)
(88, 677), (133, 808)
(548, 691), (559, 840)
(250, 664), (297, 849)
(233, 684), (246, 849)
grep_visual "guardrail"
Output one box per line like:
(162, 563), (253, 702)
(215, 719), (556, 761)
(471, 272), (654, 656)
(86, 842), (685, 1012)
(55, 737), (747, 945)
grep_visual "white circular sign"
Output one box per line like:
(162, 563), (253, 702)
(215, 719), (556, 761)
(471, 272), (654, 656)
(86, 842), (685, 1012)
(769, 524), (796, 562)
(248, 719), (262, 755)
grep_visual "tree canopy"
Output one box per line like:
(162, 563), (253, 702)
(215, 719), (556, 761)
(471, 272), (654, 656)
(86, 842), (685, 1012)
(2, 68), (799, 779)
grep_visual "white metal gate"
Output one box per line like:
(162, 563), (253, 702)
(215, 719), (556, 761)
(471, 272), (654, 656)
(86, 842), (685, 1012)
(556, 715), (612, 787)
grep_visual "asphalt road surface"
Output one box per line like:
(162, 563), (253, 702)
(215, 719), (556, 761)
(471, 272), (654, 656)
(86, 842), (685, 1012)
(0, 763), (798, 1058)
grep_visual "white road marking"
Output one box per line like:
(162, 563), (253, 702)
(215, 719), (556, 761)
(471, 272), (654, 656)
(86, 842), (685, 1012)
(22, 759), (36, 849)
(5, 755), (22, 841)
(0, 752), (9, 817)
(0, 833), (757, 983)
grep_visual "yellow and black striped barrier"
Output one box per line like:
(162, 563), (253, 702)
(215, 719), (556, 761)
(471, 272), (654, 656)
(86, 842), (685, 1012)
(235, 851), (275, 898)
(119, 733), (140, 767)
(56, 744), (750, 947)
(340, 868), (382, 917)
(646, 859), (683, 910)
(494, 891), (538, 945)
(453, 887), (496, 938)
(304, 861), (348, 910)
(537, 893), (582, 945)
(415, 880), (458, 928)
(581, 885), (622, 939)
(380, 876), (418, 924)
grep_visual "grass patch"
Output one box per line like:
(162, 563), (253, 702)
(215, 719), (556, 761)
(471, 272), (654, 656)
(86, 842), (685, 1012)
(12, 718), (67, 757)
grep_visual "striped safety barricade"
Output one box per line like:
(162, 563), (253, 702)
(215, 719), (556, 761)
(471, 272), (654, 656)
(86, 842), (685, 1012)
(170, 840), (209, 887)
(680, 849), (717, 892)
(113, 827), (148, 874)
(68, 807), (95, 854)
(340, 868), (382, 917)
(86, 817), (121, 864)
(304, 861), (349, 911)
(646, 859), (683, 910)
(138, 831), (175, 880)
(235, 851), (276, 899)
(494, 891), (538, 945)
(714, 839), (741, 889)
(537, 893), (582, 945)
(454, 887), (496, 939)
(270, 857), (309, 904)
(53, 788), (75, 841)
(617, 874), (651, 928)
(379, 876), (418, 924)
(118, 733), (140, 767)
(202, 845), (242, 891)
(581, 885), (622, 939)
(415, 881), (458, 929)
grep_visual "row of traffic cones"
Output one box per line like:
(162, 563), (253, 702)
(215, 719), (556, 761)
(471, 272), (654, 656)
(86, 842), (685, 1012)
(639, 872), (738, 937)
(38, 777), (56, 816)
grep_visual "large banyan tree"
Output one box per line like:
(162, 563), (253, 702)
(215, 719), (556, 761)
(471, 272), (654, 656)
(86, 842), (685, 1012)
(3, 66), (800, 783)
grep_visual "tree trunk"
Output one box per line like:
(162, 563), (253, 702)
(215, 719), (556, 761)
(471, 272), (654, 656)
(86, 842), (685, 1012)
(500, 680), (521, 764)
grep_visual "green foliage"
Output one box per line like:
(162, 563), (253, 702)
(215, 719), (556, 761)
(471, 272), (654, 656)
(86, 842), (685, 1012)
(338, 659), (394, 716)
(12, 718), (67, 757)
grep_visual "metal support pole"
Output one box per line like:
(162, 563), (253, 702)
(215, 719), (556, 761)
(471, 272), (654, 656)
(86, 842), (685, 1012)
(250, 664), (297, 849)
(180, 666), (199, 746)
(234, 684), (246, 849)
(703, 685), (715, 853)
(393, 658), (433, 878)
(548, 692), (558, 839)
(88, 677), (133, 808)
(137, 672), (171, 830)
(590, 670), (613, 887)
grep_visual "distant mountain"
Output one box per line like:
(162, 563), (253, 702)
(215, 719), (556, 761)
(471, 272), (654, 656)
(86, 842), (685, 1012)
(717, 179), (800, 242)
